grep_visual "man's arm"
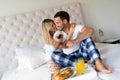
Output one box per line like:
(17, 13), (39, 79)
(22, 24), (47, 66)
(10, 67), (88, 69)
(74, 26), (94, 43)
(66, 26), (94, 47)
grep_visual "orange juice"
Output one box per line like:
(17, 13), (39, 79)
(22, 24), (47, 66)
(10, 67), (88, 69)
(75, 59), (85, 75)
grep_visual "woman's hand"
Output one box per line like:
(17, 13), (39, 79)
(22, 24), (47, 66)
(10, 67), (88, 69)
(54, 34), (63, 43)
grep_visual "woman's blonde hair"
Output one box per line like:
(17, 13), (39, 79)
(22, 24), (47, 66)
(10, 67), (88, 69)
(42, 19), (54, 44)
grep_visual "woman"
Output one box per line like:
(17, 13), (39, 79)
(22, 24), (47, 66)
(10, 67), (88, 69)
(42, 19), (61, 72)
(42, 18), (76, 72)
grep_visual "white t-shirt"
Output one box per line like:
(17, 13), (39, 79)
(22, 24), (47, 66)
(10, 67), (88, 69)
(44, 24), (83, 61)
(62, 24), (83, 54)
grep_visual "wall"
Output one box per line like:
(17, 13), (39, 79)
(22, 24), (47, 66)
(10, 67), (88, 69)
(0, 0), (120, 42)
(0, 0), (79, 17)
(80, 0), (120, 42)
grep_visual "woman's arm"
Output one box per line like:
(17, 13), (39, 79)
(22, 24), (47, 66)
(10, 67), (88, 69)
(49, 23), (76, 49)
(59, 23), (76, 48)
(49, 37), (61, 49)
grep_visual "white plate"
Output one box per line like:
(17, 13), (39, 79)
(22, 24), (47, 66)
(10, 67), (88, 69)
(60, 67), (77, 78)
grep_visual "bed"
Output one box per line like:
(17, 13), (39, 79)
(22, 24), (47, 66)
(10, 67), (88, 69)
(0, 2), (120, 80)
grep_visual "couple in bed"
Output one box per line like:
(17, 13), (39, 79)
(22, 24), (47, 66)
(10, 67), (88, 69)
(42, 11), (112, 74)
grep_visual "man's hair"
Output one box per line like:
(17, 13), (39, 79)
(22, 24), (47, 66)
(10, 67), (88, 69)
(54, 11), (70, 22)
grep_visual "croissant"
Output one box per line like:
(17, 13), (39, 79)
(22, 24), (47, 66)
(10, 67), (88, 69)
(53, 68), (74, 80)
(60, 67), (73, 79)
(53, 70), (65, 80)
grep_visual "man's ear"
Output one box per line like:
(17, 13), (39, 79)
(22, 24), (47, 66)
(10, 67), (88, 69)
(63, 19), (67, 24)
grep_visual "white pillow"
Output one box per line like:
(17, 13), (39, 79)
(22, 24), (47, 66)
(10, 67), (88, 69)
(15, 46), (46, 70)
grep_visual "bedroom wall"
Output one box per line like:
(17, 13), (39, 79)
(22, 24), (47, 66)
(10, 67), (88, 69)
(80, 0), (120, 42)
(0, 0), (120, 42)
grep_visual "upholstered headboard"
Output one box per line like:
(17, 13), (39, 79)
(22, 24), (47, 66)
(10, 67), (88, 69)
(0, 2), (84, 77)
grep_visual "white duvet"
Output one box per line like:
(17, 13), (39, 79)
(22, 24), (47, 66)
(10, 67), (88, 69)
(2, 64), (100, 80)
(1, 43), (120, 80)
(1, 64), (51, 80)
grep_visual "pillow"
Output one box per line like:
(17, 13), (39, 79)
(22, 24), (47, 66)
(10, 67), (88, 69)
(15, 46), (46, 70)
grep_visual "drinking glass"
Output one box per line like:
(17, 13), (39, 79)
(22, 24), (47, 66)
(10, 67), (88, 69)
(75, 58), (86, 75)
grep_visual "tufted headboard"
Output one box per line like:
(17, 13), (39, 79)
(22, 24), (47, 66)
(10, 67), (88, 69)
(0, 2), (84, 77)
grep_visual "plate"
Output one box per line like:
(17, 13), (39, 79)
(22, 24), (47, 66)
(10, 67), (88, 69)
(60, 67), (77, 78)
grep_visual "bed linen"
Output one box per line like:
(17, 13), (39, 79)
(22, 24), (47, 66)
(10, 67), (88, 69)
(2, 43), (120, 80)
(99, 69), (120, 80)
(67, 65), (100, 80)
(1, 64), (51, 80)
(96, 43), (120, 80)
(1, 64), (101, 80)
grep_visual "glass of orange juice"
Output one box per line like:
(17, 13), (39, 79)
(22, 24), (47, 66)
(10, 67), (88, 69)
(75, 58), (86, 75)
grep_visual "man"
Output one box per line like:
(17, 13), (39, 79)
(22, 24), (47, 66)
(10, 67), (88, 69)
(52, 11), (112, 73)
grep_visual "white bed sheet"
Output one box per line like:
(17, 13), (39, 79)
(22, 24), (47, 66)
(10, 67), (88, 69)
(99, 69), (120, 80)
(2, 43), (120, 80)
(67, 65), (100, 80)
(2, 64), (101, 80)
(1, 64), (51, 80)
(96, 43), (120, 80)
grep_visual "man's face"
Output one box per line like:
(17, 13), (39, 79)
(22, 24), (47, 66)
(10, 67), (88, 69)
(54, 17), (65, 30)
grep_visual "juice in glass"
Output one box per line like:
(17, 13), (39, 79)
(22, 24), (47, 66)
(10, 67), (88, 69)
(75, 58), (85, 75)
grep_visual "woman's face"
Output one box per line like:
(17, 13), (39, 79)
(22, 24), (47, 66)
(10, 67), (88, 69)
(51, 22), (56, 31)
(49, 22), (57, 37)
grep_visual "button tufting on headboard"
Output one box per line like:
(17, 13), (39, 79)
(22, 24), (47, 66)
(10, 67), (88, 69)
(0, 2), (84, 77)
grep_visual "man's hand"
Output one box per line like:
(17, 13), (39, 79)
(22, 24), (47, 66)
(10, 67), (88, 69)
(66, 40), (76, 47)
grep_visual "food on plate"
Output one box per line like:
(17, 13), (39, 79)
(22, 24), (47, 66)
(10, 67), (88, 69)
(53, 70), (65, 80)
(53, 67), (74, 80)
(60, 67), (74, 79)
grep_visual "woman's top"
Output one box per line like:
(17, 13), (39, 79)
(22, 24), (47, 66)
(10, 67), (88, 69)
(62, 24), (83, 55)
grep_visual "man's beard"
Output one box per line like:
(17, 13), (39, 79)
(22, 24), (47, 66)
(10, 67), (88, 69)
(56, 24), (66, 31)
(56, 26), (62, 30)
